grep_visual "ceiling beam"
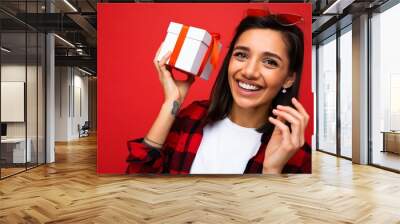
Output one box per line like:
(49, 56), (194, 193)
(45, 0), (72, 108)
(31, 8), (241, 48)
(55, 55), (96, 70)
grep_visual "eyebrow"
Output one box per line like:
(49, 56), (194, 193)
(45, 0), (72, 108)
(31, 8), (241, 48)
(233, 45), (283, 62)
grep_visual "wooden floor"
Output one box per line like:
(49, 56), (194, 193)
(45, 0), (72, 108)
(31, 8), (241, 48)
(1, 134), (400, 223)
(1, 167), (26, 178)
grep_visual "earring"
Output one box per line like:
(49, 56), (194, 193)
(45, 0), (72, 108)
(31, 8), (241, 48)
(282, 88), (287, 94)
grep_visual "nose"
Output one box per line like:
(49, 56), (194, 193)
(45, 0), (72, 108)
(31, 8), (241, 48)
(242, 57), (260, 80)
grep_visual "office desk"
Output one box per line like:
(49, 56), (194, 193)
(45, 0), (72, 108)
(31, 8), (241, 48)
(1, 138), (31, 163)
(381, 131), (400, 154)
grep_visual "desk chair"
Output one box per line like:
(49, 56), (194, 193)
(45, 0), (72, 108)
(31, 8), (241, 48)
(79, 121), (90, 138)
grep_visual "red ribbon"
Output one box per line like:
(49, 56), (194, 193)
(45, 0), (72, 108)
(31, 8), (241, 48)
(169, 25), (189, 67)
(197, 33), (221, 77)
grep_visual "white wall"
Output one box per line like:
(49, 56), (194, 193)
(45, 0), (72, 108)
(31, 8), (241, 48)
(55, 67), (89, 141)
(72, 73), (89, 138)
(55, 66), (70, 141)
(1, 63), (46, 164)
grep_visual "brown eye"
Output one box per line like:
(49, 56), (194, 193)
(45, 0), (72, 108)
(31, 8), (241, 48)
(263, 58), (278, 68)
(233, 51), (247, 61)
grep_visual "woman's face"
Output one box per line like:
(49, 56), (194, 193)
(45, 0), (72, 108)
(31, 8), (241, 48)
(228, 28), (295, 110)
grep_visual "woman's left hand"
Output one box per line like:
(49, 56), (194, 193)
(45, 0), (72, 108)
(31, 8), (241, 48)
(263, 97), (309, 174)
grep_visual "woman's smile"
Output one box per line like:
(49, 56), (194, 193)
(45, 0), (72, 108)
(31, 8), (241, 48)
(237, 80), (262, 91)
(235, 79), (263, 96)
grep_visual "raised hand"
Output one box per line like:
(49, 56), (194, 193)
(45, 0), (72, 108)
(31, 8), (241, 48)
(154, 44), (195, 104)
(263, 97), (310, 174)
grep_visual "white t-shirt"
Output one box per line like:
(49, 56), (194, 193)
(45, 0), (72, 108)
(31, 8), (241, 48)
(190, 117), (263, 174)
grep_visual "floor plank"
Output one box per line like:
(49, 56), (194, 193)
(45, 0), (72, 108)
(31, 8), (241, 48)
(0, 134), (399, 223)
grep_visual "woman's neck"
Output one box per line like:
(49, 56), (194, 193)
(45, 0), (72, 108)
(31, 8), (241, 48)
(228, 102), (270, 129)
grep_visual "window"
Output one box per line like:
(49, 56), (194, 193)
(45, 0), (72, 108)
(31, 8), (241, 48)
(339, 27), (352, 158)
(317, 35), (337, 155)
(370, 2), (400, 171)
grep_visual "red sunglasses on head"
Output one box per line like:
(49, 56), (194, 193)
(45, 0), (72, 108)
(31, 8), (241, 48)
(246, 8), (304, 27)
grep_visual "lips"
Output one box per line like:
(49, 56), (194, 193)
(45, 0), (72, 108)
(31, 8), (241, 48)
(234, 79), (263, 97)
(238, 81), (261, 91)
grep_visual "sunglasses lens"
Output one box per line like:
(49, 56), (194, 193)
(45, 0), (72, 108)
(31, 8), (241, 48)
(246, 9), (269, 17)
(245, 9), (303, 27)
(275, 14), (303, 26)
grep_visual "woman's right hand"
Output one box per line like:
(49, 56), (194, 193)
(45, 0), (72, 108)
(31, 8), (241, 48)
(154, 44), (195, 104)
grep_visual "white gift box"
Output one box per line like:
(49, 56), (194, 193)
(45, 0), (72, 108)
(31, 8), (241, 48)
(157, 22), (221, 80)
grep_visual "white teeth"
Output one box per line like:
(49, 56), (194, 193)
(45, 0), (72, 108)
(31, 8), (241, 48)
(238, 81), (260, 91)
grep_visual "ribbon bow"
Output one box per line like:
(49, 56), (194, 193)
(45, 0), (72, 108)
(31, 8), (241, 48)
(196, 32), (221, 77)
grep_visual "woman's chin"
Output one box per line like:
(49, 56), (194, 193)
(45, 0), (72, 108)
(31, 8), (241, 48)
(233, 97), (261, 110)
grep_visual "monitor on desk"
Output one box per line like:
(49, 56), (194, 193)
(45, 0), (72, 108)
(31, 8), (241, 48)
(1, 123), (7, 138)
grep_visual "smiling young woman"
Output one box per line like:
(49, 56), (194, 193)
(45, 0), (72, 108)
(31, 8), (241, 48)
(126, 13), (311, 175)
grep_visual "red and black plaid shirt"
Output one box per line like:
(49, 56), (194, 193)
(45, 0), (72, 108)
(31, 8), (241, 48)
(126, 100), (311, 174)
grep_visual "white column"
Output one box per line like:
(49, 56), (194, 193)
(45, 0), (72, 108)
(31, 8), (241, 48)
(46, 33), (55, 163)
(46, 1), (55, 163)
(352, 14), (369, 164)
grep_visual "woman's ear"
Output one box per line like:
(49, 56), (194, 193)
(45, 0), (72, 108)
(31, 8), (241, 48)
(283, 72), (296, 89)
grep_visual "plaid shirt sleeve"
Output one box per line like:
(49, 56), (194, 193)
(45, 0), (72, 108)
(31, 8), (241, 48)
(126, 120), (183, 174)
(125, 101), (206, 174)
(126, 138), (165, 174)
(125, 113), (183, 174)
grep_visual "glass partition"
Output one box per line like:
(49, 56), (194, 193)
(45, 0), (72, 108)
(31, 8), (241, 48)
(1, 30), (28, 177)
(0, 1), (46, 179)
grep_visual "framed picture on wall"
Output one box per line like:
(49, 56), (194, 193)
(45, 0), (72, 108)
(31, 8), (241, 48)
(1, 81), (25, 122)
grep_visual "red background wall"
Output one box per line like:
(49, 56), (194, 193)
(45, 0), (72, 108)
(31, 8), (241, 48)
(98, 3), (313, 174)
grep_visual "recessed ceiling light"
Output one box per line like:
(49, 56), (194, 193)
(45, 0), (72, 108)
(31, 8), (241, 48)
(323, 0), (355, 15)
(63, 0), (78, 12)
(78, 67), (93, 76)
(1, 47), (11, 53)
(54, 34), (75, 48)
